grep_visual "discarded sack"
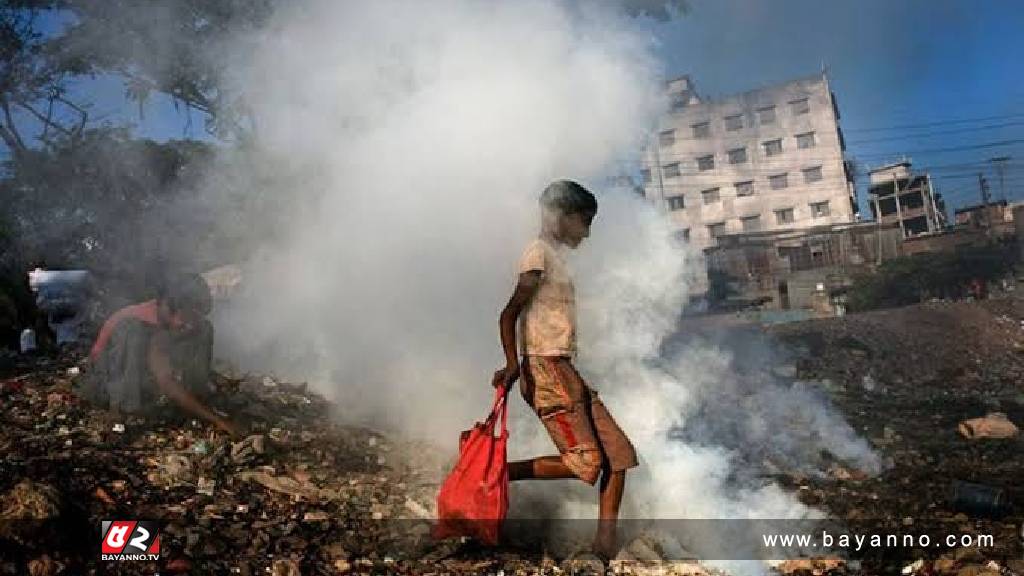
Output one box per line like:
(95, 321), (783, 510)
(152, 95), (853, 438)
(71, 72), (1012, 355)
(433, 385), (509, 545)
(958, 412), (1019, 440)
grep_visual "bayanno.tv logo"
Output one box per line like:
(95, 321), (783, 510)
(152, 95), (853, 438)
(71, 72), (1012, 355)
(100, 520), (160, 561)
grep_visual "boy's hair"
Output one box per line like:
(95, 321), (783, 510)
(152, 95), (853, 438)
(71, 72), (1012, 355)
(540, 180), (597, 216)
(158, 273), (212, 315)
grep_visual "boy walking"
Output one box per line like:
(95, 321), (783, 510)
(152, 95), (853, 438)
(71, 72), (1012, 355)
(493, 180), (638, 560)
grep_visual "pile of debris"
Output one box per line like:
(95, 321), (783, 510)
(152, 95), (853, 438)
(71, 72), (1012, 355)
(0, 351), (716, 576)
(769, 298), (1024, 574)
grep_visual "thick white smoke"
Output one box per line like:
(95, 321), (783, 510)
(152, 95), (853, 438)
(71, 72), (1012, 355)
(205, 0), (878, 570)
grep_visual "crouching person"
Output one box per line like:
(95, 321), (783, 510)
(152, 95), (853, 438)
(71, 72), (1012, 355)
(76, 274), (239, 436)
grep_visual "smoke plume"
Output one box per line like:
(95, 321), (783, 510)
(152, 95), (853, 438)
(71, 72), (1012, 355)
(196, 0), (879, 570)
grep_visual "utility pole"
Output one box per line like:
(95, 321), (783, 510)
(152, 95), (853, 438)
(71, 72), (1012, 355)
(873, 194), (883, 264)
(989, 156), (1010, 202)
(653, 140), (666, 210)
(978, 173), (992, 236)
(925, 173), (942, 231)
(892, 173), (906, 238)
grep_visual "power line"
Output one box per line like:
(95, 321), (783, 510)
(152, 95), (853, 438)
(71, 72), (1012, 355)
(846, 121), (1024, 145)
(642, 138), (1023, 163)
(843, 112), (1024, 133)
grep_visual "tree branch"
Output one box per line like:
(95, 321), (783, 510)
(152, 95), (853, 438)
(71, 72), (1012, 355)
(16, 98), (74, 139)
(0, 95), (27, 151)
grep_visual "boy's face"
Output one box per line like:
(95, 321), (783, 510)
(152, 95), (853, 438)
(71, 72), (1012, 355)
(560, 211), (594, 248)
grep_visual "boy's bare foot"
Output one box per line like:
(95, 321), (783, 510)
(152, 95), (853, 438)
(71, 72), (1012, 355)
(593, 531), (618, 561)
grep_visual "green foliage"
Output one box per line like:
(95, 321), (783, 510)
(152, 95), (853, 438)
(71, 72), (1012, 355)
(847, 244), (1018, 312)
(50, 0), (276, 139)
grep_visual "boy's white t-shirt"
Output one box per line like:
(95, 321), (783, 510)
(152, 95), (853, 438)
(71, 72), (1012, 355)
(517, 237), (576, 357)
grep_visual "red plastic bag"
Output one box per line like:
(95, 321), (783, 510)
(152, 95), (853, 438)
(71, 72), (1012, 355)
(433, 385), (509, 545)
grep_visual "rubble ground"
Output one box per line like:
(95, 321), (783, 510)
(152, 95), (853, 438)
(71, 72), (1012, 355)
(0, 350), (711, 576)
(769, 297), (1024, 575)
(2, 296), (1023, 575)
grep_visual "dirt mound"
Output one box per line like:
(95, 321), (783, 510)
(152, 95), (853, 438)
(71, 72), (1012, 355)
(771, 298), (1024, 392)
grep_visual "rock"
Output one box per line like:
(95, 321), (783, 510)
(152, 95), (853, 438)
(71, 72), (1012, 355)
(903, 559), (924, 574)
(958, 412), (1019, 439)
(955, 565), (998, 576)
(933, 557), (958, 574)
(0, 480), (60, 520)
(271, 559), (300, 576)
(302, 510), (329, 522)
(231, 434), (267, 464)
(27, 555), (57, 576)
(403, 497), (432, 519)
(165, 557), (193, 573)
(237, 470), (323, 502)
(777, 558), (814, 574)
(197, 477), (216, 496)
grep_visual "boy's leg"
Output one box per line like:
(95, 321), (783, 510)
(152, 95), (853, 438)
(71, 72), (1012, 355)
(509, 456), (576, 480)
(595, 469), (626, 558)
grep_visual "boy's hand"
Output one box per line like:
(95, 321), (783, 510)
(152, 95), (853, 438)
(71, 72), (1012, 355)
(492, 364), (520, 388)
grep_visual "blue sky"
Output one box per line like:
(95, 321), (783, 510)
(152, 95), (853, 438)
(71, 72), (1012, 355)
(22, 1), (1024, 215)
(637, 0), (1024, 214)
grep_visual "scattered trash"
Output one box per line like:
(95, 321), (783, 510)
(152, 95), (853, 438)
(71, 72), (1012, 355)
(111, 423), (125, 434)
(901, 559), (924, 574)
(950, 480), (1008, 517)
(20, 328), (37, 354)
(197, 477), (216, 496)
(958, 412), (1019, 439)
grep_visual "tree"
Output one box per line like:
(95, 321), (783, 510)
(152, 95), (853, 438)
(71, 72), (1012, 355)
(0, 1), (89, 157)
(49, 0), (274, 140)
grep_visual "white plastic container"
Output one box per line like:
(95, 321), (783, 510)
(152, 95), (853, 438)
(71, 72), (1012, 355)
(19, 328), (37, 353)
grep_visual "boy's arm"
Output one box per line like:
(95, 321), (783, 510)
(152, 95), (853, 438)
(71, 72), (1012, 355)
(148, 332), (241, 437)
(493, 271), (541, 388)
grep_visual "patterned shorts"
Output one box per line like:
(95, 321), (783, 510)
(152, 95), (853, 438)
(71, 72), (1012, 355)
(520, 356), (639, 485)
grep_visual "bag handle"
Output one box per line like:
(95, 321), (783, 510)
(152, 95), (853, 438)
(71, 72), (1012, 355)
(485, 385), (509, 436)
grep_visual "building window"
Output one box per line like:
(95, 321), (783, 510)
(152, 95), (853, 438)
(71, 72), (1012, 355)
(790, 97), (810, 115)
(676, 228), (690, 243)
(701, 187), (720, 204)
(641, 168), (652, 184)
(763, 139), (783, 156)
(769, 173), (789, 189)
(810, 200), (831, 218)
(757, 106), (776, 124)
(697, 155), (715, 171)
(727, 147), (747, 164)
(735, 180), (754, 197)
(671, 91), (690, 111)
(708, 222), (726, 238)
(724, 114), (743, 131)
(659, 129), (676, 147)
(741, 215), (761, 232)
(796, 131), (816, 149)
(775, 208), (795, 225)
(667, 195), (686, 211)
(803, 166), (823, 183)
(662, 162), (680, 178)
(692, 122), (710, 138)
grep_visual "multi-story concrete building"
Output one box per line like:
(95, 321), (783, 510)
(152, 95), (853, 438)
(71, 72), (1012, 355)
(641, 73), (858, 254)
(867, 161), (946, 236)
